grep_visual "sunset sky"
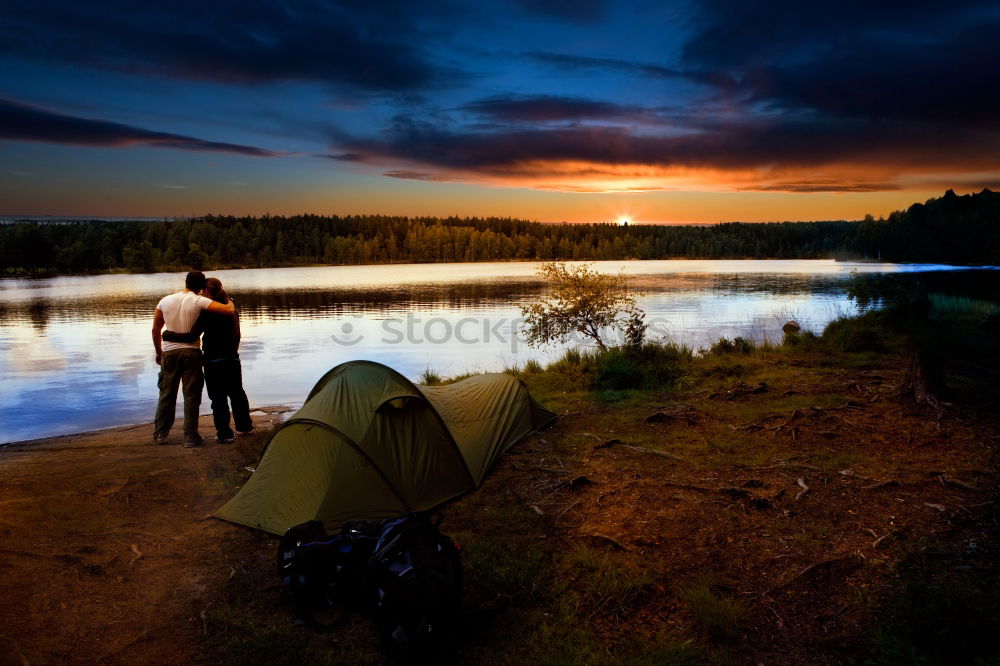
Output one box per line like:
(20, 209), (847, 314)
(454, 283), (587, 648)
(1, 0), (998, 223)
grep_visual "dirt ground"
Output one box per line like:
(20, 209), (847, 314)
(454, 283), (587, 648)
(508, 356), (999, 662)
(1, 353), (997, 665)
(0, 411), (287, 666)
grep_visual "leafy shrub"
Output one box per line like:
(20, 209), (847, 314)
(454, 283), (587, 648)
(782, 329), (820, 348)
(521, 262), (646, 350)
(822, 316), (888, 353)
(593, 343), (691, 391)
(707, 336), (754, 356)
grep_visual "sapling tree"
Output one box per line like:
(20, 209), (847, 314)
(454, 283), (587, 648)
(520, 262), (647, 350)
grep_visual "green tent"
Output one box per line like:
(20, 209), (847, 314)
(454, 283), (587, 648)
(215, 360), (556, 535)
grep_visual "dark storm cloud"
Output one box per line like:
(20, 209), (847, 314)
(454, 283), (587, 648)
(459, 95), (657, 123)
(383, 170), (462, 182)
(525, 52), (685, 80)
(680, 0), (1000, 125)
(413, 0), (999, 189)
(332, 114), (1000, 183)
(680, 0), (996, 68)
(0, 0), (451, 91)
(0, 98), (283, 156)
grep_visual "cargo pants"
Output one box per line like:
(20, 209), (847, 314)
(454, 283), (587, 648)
(153, 347), (205, 443)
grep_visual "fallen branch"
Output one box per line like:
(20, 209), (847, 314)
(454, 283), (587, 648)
(622, 444), (683, 461)
(940, 475), (978, 491)
(663, 481), (712, 493)
(795, 478), (810, 501)
(872, 531), (896, 549)
(554, 498), (585, 520)
(753, 461), (825, 472)
(0, 547), (49, 560)
(862, 480), (899, 492)
(763, 555), (863, 596)
(584, 533), (633, 551)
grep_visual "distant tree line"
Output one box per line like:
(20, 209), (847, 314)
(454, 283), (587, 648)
(1, 190), (997, 276)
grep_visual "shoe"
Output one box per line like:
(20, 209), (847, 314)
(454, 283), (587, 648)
(236, 429), (254, 437)
(152, 434), (168, 445)
(184, 438), (204, 448)
(216, 436), (235, 444)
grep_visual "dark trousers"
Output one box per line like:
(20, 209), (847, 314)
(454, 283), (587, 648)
(204, 357), (252, 439)
(154, 348), (204, 441)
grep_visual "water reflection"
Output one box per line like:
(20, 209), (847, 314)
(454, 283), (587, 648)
(1, 260), (995, 444)
(26, 299), (51, 334)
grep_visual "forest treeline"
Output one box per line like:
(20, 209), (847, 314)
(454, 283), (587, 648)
(1, 189), (997, 275)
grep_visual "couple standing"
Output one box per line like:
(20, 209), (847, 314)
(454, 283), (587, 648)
(152, 270), (253, 447)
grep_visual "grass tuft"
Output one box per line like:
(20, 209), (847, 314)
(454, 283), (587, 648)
(418, 367), (443, 385)
(679, 577), (749, 645)
(522, 358), (543, 374)
(563, 545), (656, 620)
(822, 315), (891, 353)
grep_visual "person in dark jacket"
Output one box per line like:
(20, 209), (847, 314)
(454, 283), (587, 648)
(163, 278), (253, 442)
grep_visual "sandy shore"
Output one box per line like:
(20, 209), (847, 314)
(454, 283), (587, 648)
(0, 410), (287, 665)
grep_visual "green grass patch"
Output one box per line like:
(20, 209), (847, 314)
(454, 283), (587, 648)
(928, 293), (1000, 322)
(544, 342), (693, 392)
(679, 577), (749, 645)
(821, 310), (907, 354)
(522, 358), (544, 374)
(562, 545), (656, 620)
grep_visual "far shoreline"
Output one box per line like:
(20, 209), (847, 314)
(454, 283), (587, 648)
(4, 256), (998, 281)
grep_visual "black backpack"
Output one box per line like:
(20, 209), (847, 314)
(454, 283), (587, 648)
(367, 513), (464, 658)
(277, 519), (380, 625)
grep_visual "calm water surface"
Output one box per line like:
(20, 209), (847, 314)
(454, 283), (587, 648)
(0, 260), (983, 443)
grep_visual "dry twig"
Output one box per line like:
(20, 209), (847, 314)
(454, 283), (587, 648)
(622, 444), (683, 461)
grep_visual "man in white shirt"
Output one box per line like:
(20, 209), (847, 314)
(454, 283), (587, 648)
(152, 271), (235, 446)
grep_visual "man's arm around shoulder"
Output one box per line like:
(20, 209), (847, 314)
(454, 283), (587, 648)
(206, 299), (235, 315)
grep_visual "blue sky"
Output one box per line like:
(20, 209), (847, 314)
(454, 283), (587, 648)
(2, 0), (998, 222)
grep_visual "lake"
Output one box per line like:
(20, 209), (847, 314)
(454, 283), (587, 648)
(0, 260), (986, 443)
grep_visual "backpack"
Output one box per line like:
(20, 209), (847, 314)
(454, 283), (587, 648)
(277, 519), (380, 625)
(367, 513), (464, 658)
